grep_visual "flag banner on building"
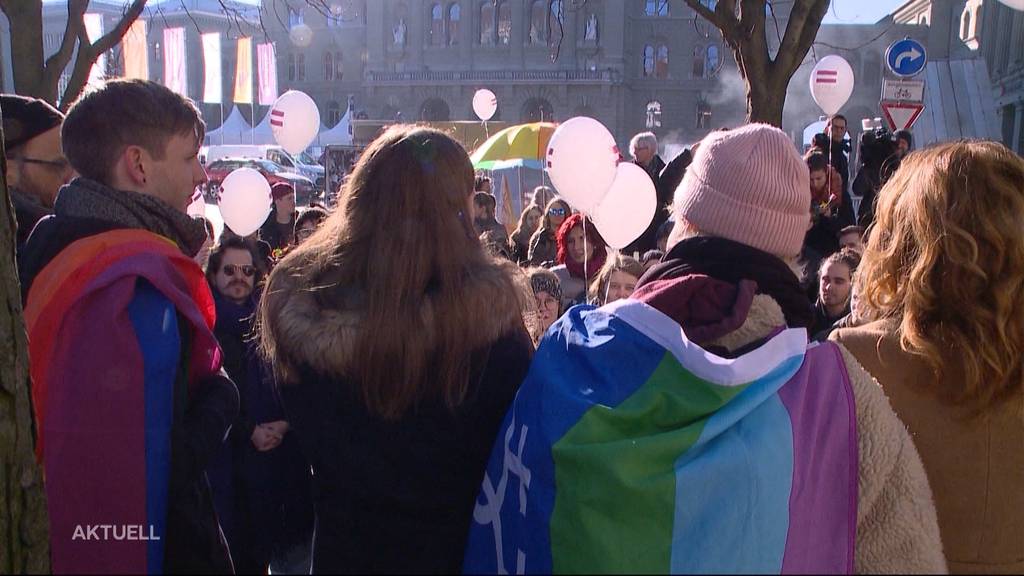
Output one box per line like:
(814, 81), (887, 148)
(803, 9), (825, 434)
(123, 19), (148, 80)
(463, 299), (858, 574)
(257, 42), (278, 105)
(233, 37), (253, 104)
(201, 33), (222, 104)
(83, 13), (105, 88)
(163, 27), (187, 96)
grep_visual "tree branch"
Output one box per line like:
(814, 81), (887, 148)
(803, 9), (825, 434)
(681, 0), (731, 32)
(773, 0), (828, 79)
(42, 0), (88, 91)
(91, 0), (146, 57)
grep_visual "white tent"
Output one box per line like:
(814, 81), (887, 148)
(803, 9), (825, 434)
(318, 105), (353, 146)
(205, 107), (253, 145)
(251, 110), (276, 145)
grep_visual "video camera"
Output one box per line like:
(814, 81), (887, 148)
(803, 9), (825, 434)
(858, 119), (898, 168)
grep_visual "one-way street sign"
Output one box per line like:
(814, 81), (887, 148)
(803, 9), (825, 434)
(886, 38), (928, 77)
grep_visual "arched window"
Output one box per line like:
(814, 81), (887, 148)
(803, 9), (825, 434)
(530, 0), (547, 44)
(692, 45), (705, 78)
(420, 98), (451, 121)
(643, 45), (655, 77)
(701, 0), (717, 11)
(334, 50), (344, 81)
(646, 100), (662, 129)
(961, 10), (971, 39)
(481, 1), (496, 44)
(327, 101), (341, 126)
(448, 3), (461, 45)
(656, 45), (670, 78)
(645, 0), (669, 16)
(498, 2), (512, 45)
(705, 44), (719, 77)
(430, 3), (444, 46)
(522, 97), (554, 123)
(919, 15), (928, 25)
(324, 51), (334, 80)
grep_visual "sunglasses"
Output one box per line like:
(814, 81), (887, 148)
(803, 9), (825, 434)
(548, 207), (567, 217)
(222, 264), (255, 278)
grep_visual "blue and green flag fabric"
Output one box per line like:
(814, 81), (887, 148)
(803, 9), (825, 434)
(464, 298), (858, 574)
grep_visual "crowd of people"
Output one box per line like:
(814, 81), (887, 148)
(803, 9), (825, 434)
(4, 78), (1022, 574)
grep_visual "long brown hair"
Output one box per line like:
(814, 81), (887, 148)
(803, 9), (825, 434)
(259, 126), (526, 419)
(858, 140), (1024, 411)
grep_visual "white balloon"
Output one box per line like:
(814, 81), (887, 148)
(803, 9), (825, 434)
(546, 116), (619, 214)
(271, 90), (321, 155)
(592, 163), (657, 250)
(218, 167), (272, 237)
(187, 188), (206, 218)
(809, 55), (855, 116)
(289, 24), (313, 48)
(996, 0), (1024, 9)
(473, 89), (498, 121)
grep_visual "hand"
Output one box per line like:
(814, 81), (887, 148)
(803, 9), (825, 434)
(251, 426), (282, 452)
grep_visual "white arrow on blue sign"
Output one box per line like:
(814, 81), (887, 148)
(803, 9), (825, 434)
(886, 38), (928, 77)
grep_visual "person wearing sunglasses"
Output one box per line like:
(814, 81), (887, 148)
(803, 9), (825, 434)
(1, 94), (75, 248)
(527, 198), (571, 267)
(204, 236), (312, 574)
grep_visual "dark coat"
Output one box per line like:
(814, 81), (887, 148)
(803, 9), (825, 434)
(280, 330), (532, 574)
(821, 136), (856, 228)
(19, 214), (237, 574)
(259, 210), (297, 252)
(528, 228), (558, 267)
(208, 293), (313, 574)
(625, 149), (693, 255)
(11, 187), (51, 251)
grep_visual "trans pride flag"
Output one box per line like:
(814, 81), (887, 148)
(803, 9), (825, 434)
(25, 229), (222, 574)
(464, 298), (857, 574)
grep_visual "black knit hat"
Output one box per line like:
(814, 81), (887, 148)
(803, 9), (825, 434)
(0, 94), (64, 152)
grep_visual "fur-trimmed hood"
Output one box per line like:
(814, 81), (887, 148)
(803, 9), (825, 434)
(260, 255), (529, 383)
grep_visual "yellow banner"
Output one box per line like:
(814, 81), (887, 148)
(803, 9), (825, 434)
(233, 37), (252, 104)
(123, 19), (148, 80)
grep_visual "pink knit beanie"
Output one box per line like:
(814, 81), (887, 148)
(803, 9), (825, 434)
(674, 123), (810, 258)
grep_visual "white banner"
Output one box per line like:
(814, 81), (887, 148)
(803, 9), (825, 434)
(257, 42), (278, 105)
(201, 33), (222, 103)
(233, 37), (253, 104)
(84, 13), (104, 88)
(163, 27), (187, 96)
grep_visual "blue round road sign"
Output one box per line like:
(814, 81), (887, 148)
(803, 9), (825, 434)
(886, 38), (927, 77)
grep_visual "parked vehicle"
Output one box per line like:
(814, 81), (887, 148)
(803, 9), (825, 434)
(204, 157), (321, 206)
(202, 145), (326, 191)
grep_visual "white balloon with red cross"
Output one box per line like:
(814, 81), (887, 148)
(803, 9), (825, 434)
(271, 90), (321, 155)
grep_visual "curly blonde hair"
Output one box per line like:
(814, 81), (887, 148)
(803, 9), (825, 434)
(858, 140), (1024, 411)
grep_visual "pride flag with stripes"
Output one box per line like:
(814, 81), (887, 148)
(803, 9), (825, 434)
(25, 229), (222, 574)
(464, 298), (857, 574)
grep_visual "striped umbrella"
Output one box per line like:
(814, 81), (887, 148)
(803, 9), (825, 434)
(470, 122), (557, 170)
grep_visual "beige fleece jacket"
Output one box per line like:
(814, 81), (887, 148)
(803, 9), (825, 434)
(711, 296), (947, 574)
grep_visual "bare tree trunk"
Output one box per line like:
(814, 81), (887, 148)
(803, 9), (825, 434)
(684, 0), (829, 128)
(0, 1), (47, 100)
(0, 104), (50, 574)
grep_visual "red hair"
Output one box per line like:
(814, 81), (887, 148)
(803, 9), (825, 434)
(556, 213), (608, 279)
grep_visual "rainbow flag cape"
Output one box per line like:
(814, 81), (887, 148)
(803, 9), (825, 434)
(464, 298), (857, 574)
(24, 229), (222, 574)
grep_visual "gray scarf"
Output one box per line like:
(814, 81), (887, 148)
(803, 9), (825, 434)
(54, 177), (208, 257)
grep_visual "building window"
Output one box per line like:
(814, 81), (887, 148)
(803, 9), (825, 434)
(297, 53), (305, 81)
(497, 2), (512, 44)
(646, 101), (662, 129)
(481, 1), (496, 44)
(335, 51), (344, 80)
(701, 0), (717, 11)
(530, 1), (547, 44)
(705, 44), (719, 77)
(420, 98), (451, 121)
(919, 15), (928, 25)
(656, 45), (670, 78)
(448, 3), (461, 45)
(324, 52), (334, 80)
(522, 97), (554, 122)
(288, 53), (296, 81)
(550, 0), (564, 46)
(692, 45), (705, 78)
(643, 45), (655, 77)
(696, 98), (712, 129)
(645, 0), (669, 16)
(327, 101), (342, 125)
(430, 3), (444, 46)
(289, 7), (304, 27)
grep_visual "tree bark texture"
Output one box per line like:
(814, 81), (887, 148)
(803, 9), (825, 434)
(0, 102), (50, 574)
(683, 0), (830, 127)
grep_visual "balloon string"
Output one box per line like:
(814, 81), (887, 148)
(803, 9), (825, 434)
(582, 216), (589, 302)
